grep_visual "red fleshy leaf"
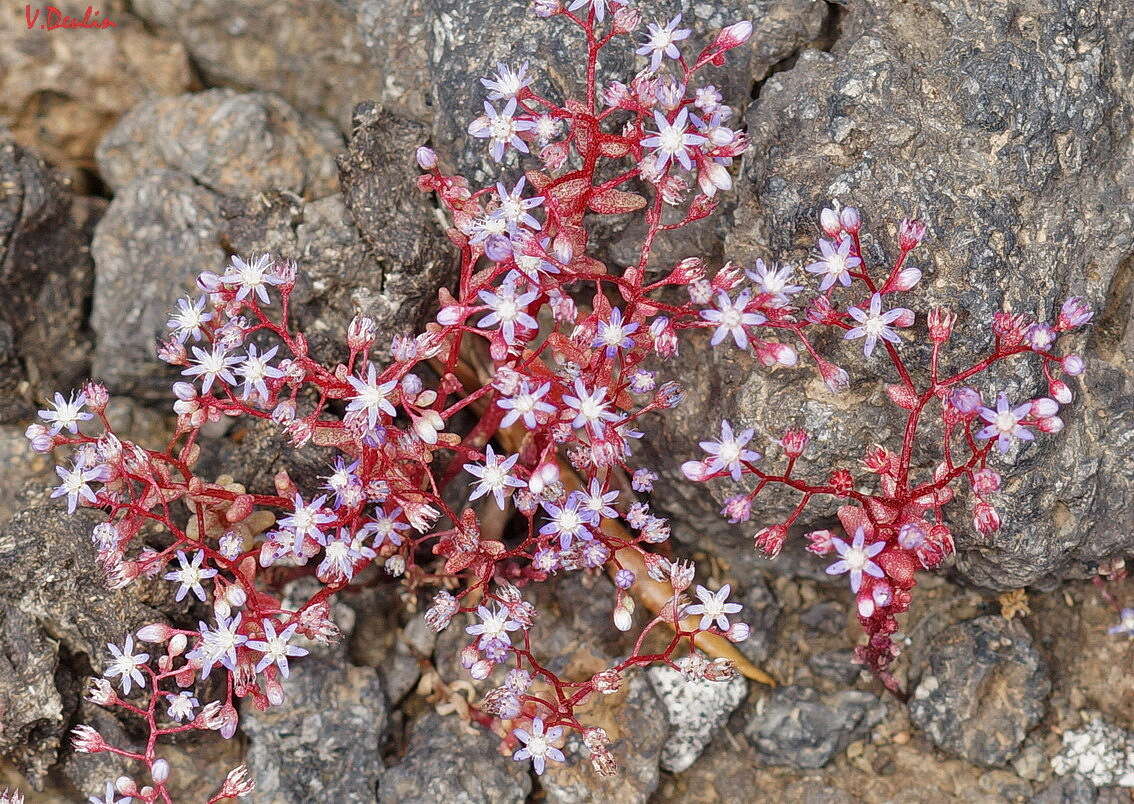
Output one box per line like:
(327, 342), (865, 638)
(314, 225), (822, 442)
(587, 188), (647, 215)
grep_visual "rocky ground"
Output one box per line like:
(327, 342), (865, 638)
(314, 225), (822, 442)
(0, 0), (1132, 801)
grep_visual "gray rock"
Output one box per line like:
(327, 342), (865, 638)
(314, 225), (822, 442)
(737, 575), (781, 664)
(129, 0), (397, 130)
(425, 0), (826, 183)
(909, 615), (1050, 767)
(96, 89), (343, 200)
(808, 649), (861, 685)
(642, 0), (1134, 591)
(0, 605), (64, 786)
(1030, 777), (1099, 804)
(0, 497), (172, 787)
(0, 427), (55, 526)
(744, 684), (886, 768)
(0, 497), (171, 663)
(378, 710), (530, 804)
(647, 663), (747, 773)
(799, 600), (847, 635)
(90, 169), (224, 398)
(0, 135), (99, 422)
(242, 653), (387, 803)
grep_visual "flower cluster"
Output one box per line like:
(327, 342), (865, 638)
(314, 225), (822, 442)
(29, 5), (759, 798)
(680, 204), (1092, 693)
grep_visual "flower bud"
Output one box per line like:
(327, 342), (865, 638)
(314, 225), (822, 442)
(436, 305), (466, 326)
(614, 569), (635, 589)
(415, 146), (437, 170)
(1062, 354), (1085, 376)
(805, 529), (835, 555)
(25, 423), (54, 453)
(151, 759), (169, 784)
(1036, 415), (1064, 434)
(887, 267), (922, 292)
(347, 315), (377, 350)
(948, 386), (983, 415)
(818, 360), (849, 394)
(727, 622), (751, 643)
(1049, 379), (1073, 404)
(819, 207), (842, 237)
(169, 633), (188, 656)
(1030, 397), (1059, 418)
(612, 5), (641, 33)
(710, 20), (752, 51)
(137, 623), (173, 642)
(71, 725), (105, 753)
(83, 382), (110, 413)
(680, 460), (709, 481)
(839, 206), (861, 233)
(613, 599), (633, 632)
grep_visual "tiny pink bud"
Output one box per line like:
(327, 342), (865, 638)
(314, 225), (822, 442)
(612, 5), (641, 33)
(781, 428), (810, 457)
(1049, 379), (1073, 404)
(151, 759), (169, 784)
(415, 146), (437, 170)
(83, 382), (110, 413)
(137, 623), (172, 642)
(754, 525), (787, 558)
(680, 460), (709, 481)
(1036, 415), (1064, 434)
(891, 308), (916, 328)
(1062, 354), (1085, 376)
(819, 207), (842, 237)
(887, 267), (922, 292)
(839, 206), (861, 232)
(711, 20), (753, 51)
(1031, 397), (1059, 418)
(805, 529), (835, 555)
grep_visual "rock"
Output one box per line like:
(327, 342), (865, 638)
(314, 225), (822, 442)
(0, 497), (171, 663)
(808, 649), (861, 685)
(90, 169), (224, 398)
(425, 0), (826, 183)
(0, 427), (54, 526)
(908, 615), (1050, 767)
(799, 601), (847, 635)
(737, 575), (780, 664)
(647, 663), (747, 773)
(1030, 777), (1100, 804)
(96, 89), (343, 200)
(743, 684), (886, 768)
(539, 673), (668, 804)
(242, 653), (387, 803)
(0, 5), (193, 187)
(0, 606), (64, 786)
(339, 0), (433, 122)
(1050, 715), (1134, 789)
(643, 0), (1134, 591)
(129, 0), (401, 130)
(378, 711), (530, 804)
(0, 135), (99, 422)
(0, 497), (171, 788)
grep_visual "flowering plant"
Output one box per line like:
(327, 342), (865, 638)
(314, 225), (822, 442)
(26, 3), (764, 800)
(22, 0), (1093, 798)
(680, 206), (1092, 694)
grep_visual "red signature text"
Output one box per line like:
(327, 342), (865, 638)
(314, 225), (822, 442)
(24, 5), (117, 30)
